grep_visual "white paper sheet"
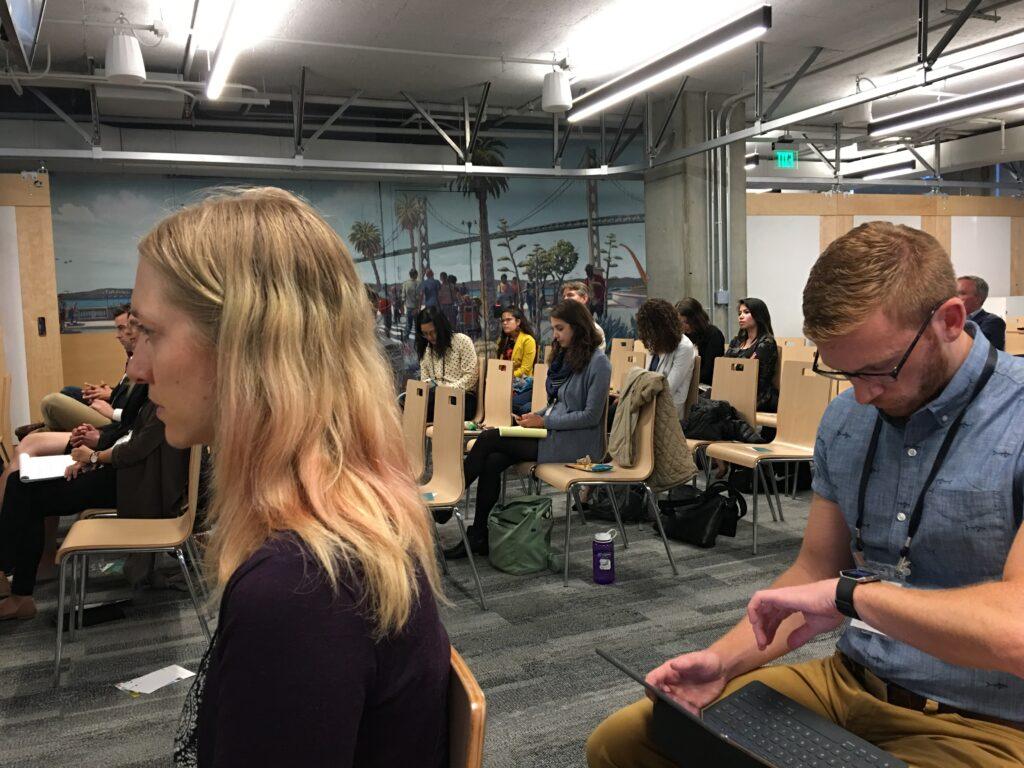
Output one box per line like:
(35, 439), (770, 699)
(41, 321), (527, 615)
(116, 664), (195, 695)
(18, 453), (75, 482)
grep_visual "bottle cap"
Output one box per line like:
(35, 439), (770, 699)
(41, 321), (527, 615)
(594, 529), (618, 543)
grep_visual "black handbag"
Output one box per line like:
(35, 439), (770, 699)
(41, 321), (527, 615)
(654, 481), (748, 548)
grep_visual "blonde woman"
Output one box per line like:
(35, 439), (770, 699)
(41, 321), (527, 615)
(128, 188), (449, 767)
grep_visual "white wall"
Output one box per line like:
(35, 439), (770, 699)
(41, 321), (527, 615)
(746, 215), (821, 338)
(0, 207), (29, 429)
(950, 216), (1012, 296)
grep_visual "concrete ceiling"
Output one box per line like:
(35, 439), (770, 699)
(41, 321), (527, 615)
(6, 0), (1024, 168)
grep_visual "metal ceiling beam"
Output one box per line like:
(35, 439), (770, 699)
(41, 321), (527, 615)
(554, 117), (572, 166)
(610, 119), (644, 164)
(401, 91), (464, 161)
(307, 89), (363, 144)
(927, 0), (984, 68)
(293, 66), (307, 155)
(754, 42), (765, 120)
(467, 82), (491, 158)
(746, 175), (1014, 191)
(653, 76), (688, 155)
(763, 47), (822, 120)
(0, 146), (645, 179)
(903, 143), (938, 176)
(801, 135), (835, 173)
(606, 98), (635, 165)
(178, 0), (203, 79)
(918, 0), (930, 65)
(26, 87), (93, 145)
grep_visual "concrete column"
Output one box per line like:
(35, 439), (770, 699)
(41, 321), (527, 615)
(643, 91), (747, 339)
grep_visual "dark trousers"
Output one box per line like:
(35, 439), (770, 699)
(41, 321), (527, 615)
(462, 429), (539, 541)
(404, 308), (417, 339)
(0, 468), (117, 596)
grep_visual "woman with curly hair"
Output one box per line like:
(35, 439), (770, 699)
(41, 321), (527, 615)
(637, 298), (696, 419)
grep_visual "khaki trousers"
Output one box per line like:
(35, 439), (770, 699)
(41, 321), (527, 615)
(586, 654), (1024, 768)
(40, 393), (110, 431)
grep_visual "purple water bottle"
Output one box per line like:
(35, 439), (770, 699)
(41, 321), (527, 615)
(592, 530), (618, 584)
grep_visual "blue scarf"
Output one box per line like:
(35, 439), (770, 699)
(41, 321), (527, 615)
(545, 348), (573, 404)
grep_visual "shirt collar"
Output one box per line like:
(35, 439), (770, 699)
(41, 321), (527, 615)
(917, 321), (988, 428)
(969, 308), (982, 320)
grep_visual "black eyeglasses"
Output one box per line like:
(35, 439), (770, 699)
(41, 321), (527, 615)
(812, 301), (946, 382)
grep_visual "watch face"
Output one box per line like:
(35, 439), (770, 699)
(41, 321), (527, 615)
(841, 568), (878, 581)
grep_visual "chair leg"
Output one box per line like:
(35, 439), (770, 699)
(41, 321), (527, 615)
(77, 555), (87, 631)
(645, 486), (679, 576)
(454, 503), (486, 610)
(500, 472), (507, 506)
(563, 490), (574, 587)
(758, 465), (779, 523)
(184, 537), (209, 603)
(175, 549), (212, 642)
(766, 463), (785, 522)
(432, 519), (450, 576)
(751, 463), (760, 555)
(604, 485), (630, 549)
(53, 559), (68, 688)
(68, 556), (78, 642)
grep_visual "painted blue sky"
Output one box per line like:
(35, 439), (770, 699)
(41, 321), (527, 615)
(50, 139), (645, 294)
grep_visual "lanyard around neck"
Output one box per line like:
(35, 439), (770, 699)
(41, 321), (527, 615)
(854, 344), (998, 567)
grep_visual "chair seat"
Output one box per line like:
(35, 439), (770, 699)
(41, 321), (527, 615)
(57, 517), (189, 562)
(705, 440), (813, 468)
(534, 461), (648, 492)
(509, 461), (535, 478)
(755, 412), (778, 428)
(420, 476), (464, 509)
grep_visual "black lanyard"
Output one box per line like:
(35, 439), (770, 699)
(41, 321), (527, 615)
(854, 345), (998, 570)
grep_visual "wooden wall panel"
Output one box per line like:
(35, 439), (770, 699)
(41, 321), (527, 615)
(15, 207), (63, 421)
(939, 197), (1024, 217)
(920, 216), (952, 254)
(836, 194), (936, 217)
(747, 193), (837, 216)
(1012, 217), (1024, 297)
(819, 215), (854, 252)
(0, 174), (50, 207)
(60, 333), (126, 389)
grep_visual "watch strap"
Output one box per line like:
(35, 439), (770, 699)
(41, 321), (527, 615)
(835, 576), (860, 621)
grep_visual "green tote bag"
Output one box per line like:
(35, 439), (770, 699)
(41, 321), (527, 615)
(487, 495), (554, 575)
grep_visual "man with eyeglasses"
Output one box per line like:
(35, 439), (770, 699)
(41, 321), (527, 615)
(587, 221), (1024, 768)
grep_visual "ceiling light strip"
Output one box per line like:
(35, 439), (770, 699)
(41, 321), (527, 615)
(868, 78), (1024, 136)
(567, 5), (772, 124)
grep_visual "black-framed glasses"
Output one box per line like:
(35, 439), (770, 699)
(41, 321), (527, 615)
(812, 301), (946, 382)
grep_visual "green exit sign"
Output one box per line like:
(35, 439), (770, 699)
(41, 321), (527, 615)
(775, 149), (798, 169)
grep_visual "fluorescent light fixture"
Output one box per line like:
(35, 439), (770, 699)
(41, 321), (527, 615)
(204, 0), (291, 100)
(744, 153), (760, 170)
(868, 78), (1024, 136)
(878, 30), (1024, 88)
(848, 160), (917, 180)
(567, 5), (771, 124)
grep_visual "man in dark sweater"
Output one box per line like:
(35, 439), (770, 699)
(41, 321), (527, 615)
(957, 274), (1006, 350)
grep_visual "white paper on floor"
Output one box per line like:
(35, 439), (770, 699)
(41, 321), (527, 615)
(116, 664), (195, 695)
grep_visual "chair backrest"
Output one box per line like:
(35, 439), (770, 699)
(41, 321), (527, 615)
(774, 344), (817, 391)
(683, 355), (701, 415)
(449, 647), (486, 768)
(611, 396), (656, 477)
(530, 363), (549, 413)
(429, 386), (465, 494)
(775, 336), (804, 348)
(830, 378), (853, 400)
(541, 344), (551, 364)
(710, 357), (759, 426)
(171, 445), (205, 543)
(402, 380), (429, 482)
(775, 362), (832, 450)
(1014, 315), (1024, 330)
(610, 337), (633, 353)
(470, 355), (486, 423)
(610, 352), (638, 392)
(633, 339), (648, 360)
(481, 358), (513, 428)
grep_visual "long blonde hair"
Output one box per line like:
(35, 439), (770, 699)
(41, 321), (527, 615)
(137, 187), (441, 637)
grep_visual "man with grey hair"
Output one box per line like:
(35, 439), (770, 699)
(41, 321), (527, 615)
(957, 275), (1006, 350)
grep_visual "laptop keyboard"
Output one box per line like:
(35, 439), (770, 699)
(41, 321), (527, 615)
(703, 681), (907, 768)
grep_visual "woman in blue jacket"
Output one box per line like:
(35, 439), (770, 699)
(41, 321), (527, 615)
(447, 300), (611, 558)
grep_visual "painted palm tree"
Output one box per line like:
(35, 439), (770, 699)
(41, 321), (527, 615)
(395, 194), (424, 272)
(451, 138), (509, 340)
(348, 220), (383, 288)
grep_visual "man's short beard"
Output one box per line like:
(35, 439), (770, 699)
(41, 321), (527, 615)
(880, 330), (950, 419)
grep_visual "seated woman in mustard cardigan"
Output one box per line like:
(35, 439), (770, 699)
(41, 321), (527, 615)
(497, 307), (539, 415)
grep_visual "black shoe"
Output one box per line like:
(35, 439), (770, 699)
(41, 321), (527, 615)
(432, 508), (454, 525)
(443, 536), (488, 559)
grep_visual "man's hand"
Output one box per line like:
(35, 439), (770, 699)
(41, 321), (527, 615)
(70, 445), (94, 464)
(90, 399), (114, 419)
(70, 424), (100, 449)
(82, 381), (111, 403)
(645, 650), (729, 715)
(515, 412), (545, 429)
(747, 579), (844, 652)
(64, 461), (88, 480)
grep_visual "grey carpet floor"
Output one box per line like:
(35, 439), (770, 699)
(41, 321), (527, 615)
(0, 484), (838, 767)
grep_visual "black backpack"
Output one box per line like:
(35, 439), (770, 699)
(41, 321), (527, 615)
(654, 481), (748, 548)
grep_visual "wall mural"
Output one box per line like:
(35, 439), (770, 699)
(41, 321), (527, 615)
(50, 139), (646, 381)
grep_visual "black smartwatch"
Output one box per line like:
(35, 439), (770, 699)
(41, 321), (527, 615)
(835, 568), (881, 621)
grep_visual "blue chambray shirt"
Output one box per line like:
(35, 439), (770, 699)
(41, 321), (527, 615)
(812, 324), (1024, 720)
